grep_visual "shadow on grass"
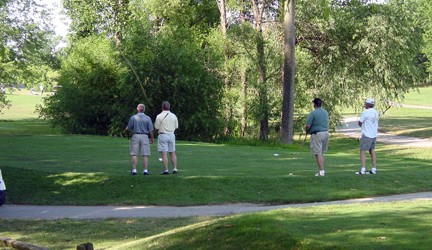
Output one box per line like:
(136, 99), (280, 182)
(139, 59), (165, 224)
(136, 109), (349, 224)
(380, 116), (432, 139)
(108, 202), (432, 250)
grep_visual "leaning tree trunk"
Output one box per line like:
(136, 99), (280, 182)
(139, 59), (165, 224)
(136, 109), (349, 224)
(281, 0), (296, 144)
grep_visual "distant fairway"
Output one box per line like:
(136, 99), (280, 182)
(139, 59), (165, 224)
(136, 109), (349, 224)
(0, 90), (45, 120)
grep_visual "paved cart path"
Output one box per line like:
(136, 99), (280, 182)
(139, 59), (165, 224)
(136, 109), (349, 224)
(1, 192), (432, 220)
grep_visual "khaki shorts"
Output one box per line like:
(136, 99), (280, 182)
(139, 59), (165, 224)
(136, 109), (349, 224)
(310, 131), (329, 155)
(360, 135), (376, 151)
(130, 134), (151, 156)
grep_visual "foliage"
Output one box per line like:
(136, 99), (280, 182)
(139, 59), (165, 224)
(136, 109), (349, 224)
(42, 2), (225, 140)
(413, 0), (432, 83)
(294, 0), (423, 128)
(40, 0), (426, 142)
(39, 36), (127, 135)
(0, 0), (59, 112)
(122, 22), (225, 140)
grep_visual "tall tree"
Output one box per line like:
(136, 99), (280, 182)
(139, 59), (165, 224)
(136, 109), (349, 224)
(251, 0), (269, 140)
(216, 0), (234, 136)
(281, 0), (295, 144)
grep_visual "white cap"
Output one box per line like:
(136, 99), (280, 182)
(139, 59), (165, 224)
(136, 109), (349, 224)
(365, 98), (374, 105)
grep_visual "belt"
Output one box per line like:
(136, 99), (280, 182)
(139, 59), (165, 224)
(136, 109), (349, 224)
(311, 131), (327, 135)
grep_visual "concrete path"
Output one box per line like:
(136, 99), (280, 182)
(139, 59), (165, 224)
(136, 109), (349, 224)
(1, 192), (432, 220)
(337, 117), (432, 148)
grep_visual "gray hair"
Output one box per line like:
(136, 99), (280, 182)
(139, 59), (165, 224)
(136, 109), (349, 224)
(137, 104), (145, 112)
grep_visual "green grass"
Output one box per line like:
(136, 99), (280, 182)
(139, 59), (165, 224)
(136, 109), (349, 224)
(2, 200), (432, 249)
(402, 86), (432, 106)
(342, 86), (432, 139)
(1, 87), (432, 250)
(380, 107), (432, 139)
(1, 131), (431, 206)
(0, 91), (46, 120)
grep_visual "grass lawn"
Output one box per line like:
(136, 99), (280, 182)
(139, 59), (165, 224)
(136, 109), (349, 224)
(342, 86), (432, 139)
(402, 86), (432, 107)
(0, 90), (47, 120)
(380, 107), (432, 139)
(379, 86), (432, 139)
(1, 200), (432, 249)
(1, 89), (431, 249)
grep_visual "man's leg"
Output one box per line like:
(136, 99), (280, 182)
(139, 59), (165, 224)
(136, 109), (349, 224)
(315, 154), (325, 171)
(131, 155), (138, 174)
(161, 151), (169, 172)
(142, 156), (149, 171)
(369, 149), (376, 166)
(170, 152), (177, 172)
(359, 150), (367, 173)
(369, 149), (377, 173)
(360, 150), (367, 167)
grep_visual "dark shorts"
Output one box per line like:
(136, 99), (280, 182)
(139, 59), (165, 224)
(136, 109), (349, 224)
(360, 135), (376, 151)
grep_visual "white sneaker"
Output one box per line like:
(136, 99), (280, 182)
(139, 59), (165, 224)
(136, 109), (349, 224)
(315, 172), (325, 176)
(355, 171), (370, 175)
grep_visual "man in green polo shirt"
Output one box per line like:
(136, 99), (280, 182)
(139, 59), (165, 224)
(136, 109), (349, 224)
(305, 98), (329, 176)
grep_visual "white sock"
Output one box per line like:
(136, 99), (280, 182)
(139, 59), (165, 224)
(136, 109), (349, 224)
(361, 167), (366, 173)
(143, 170), (148, 173)
(320, 170), (325, 175)
(132, 169), (137, 173)
(371, 167), (377, 173)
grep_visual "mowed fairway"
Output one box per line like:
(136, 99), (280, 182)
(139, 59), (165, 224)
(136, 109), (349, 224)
(378, 86), (432, 139)
(1, 89), (432, 249)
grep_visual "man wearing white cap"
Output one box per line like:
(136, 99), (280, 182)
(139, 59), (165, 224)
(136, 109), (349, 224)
(356, 98), (379, 175)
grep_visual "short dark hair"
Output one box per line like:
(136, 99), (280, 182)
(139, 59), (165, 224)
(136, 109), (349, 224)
(162, 101), (170, 110)
(312, 98), (322, 107)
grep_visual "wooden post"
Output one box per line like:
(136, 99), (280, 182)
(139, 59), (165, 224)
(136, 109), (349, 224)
(0, 237), (47, 250)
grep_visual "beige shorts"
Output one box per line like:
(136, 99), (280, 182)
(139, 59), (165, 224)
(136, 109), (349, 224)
(130, 134), (151, 156)
(310, 131), (329, 155)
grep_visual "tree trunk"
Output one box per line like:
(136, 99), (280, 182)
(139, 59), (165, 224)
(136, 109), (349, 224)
(251, 0), (269, 141)
(240, 1), (248, 137)
(0, 237), (47, 250)
(257, 30), (268, 141)
(217, 0), (233, 136)
(281, 0), (296, 144)
(114, 0), (126, 46)
(241, 67), (248, 137)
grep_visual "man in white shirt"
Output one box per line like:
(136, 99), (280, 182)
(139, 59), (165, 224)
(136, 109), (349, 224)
(155, 101), (179, 175)
(357, 98), (379, 175)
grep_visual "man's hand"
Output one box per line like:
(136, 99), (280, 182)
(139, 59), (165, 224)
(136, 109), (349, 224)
(305, 125), (311, 134)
